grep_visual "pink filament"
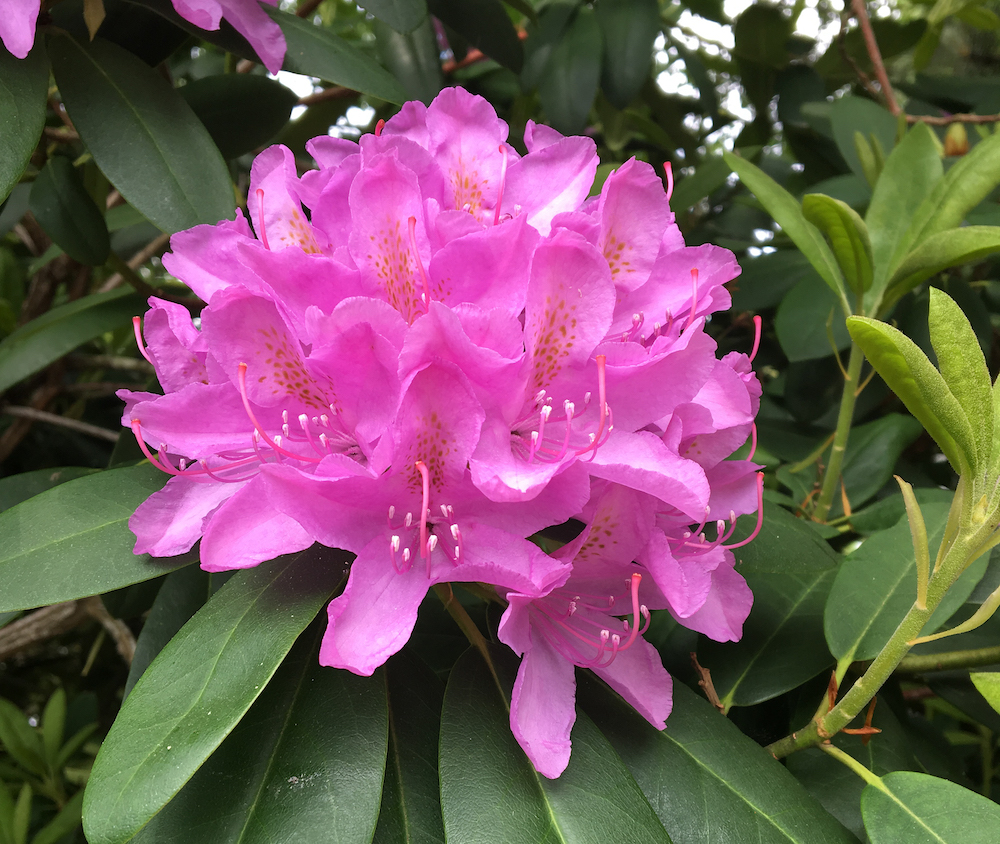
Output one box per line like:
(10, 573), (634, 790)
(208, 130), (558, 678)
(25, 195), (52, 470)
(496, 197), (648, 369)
(132, 317), (153, 365)
(494, 144), (508, 226)
(374, 118), (385, 137)
(236, 363), (321, 463)
(749, 315), (762, 362)
(415, 460), (432, 575)
(725, 473), (765, 550)
(576, 355), (608, 458)
(408, 216), (431, 313)
(749, 422), (758, 461)
(684, 269), (700, 332)
(663, 161), (674, 202)
(255, 189), (270, 251)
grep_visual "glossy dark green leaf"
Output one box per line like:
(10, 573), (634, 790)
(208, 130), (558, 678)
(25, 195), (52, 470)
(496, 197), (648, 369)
(861, 772), (1000, 843)
(131, 621), (386, 844)
(359, 0), (427, 33)
(731, 249), (819, 311)
(864, 123), (943, 305)
(829, 96), (897, 185)
(0, 467), (99, 512)
(372, 650), (446, 844)
(732, 4), (791, 69)
(971, 671), (1000, 715)
(0, 44), (49, 205)
(825, 503), (988, 661)
(724, 151), (848, 305)
(374, 17), (443, 106)
(847, 316), (976, 475)
(839, 413), (924, 513)
(82, 548), (348, 844)
(0, 464), (194, 613)
(699, 503), (838, 708)
(775, 271), (851, 362)
(428, 0), (524, 73)
(0, 288), (145, 396)
(270, 8), (407, 104)
(886, 226), (1000, 304)
(595, 0), (659, 109)
(124, 565), (211, 699)
(29, 157), (110, 266)
(538, 5), (602, 135)
(579, 678), (857, 844)
(802, 193), (874, 295)
(178, 75), (298, 160)
(49, 34), (234, 234)
(439, 646), (670, 844)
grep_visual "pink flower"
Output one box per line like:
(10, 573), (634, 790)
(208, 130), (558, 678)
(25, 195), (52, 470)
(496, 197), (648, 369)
(0, 0), (39, 59)
(122, 87), (762, 779)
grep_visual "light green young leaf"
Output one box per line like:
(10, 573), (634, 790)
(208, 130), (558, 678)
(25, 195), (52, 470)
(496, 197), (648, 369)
(723, 150), (849, 309)
(854, 130), (881, 187)
(847, 316), (977, 475)
(802, 193), (874, 294)
(865, 123), (944, 307)
(928, 287), (994, 467)
(970, 671), (1000, 714)
(884, 226), (1000, 308)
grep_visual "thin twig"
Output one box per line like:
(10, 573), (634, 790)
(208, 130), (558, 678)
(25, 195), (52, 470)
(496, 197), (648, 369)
(850, 0), (900, 115)
(907, 112), (1000, 125)
(66, 353), (154, 374)
(2, 405), (121, 443)
(839, 8), (880, 101)
(97, 232), (171, 293)
(297, 86), (354, 106)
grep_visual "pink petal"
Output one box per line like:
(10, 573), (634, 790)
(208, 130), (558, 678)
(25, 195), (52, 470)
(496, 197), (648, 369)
(130, 476), (237, 557)
(0, 0), (39, 58)
(675, 553), (753, 642)
(593, 638), (672, 729)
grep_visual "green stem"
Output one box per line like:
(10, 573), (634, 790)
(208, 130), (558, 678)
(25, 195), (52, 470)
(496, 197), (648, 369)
(105, 252), (158, 300)
(769, 534), (977, 759)
(895, 644), (1000, 674)
(819, 743), (888, 791)
(813, 342), (865, 523)
(433, 583), (495, 673)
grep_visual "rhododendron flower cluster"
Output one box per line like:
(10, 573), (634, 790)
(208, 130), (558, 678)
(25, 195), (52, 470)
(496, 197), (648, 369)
(1, 0), (285, 71)
(120, 87), (762, 779)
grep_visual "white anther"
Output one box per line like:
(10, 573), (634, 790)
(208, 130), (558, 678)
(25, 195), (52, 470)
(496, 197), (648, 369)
(450, 524), (460, 540)
(320, 414), (330, 427)
(611, 633), (621, 646)
(388, 505), (395, 519)
(584, 391), (592, 404)
(564, 400), (575, 418)
(729, 510), (736, 524)
(282, 410), (289, 424)
(441, 504), (450, 518)
(427, 535), (438, 553)
(530, 431), (539, 446)
(540, 405), (552, 421)
(404, 512), (413, 528)
(282, 424), (290, 437)
(390, 535), (400, 552)
(299, 413), (309, 429)
(402, 548), (411, 564)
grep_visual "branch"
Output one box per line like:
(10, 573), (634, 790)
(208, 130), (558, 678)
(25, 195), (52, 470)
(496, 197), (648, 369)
(850, 0), (901, 116)
(2, 405), (121, 443)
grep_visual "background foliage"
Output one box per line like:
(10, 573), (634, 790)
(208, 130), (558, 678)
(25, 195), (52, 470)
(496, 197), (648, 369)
(5, 0), (1000, 841)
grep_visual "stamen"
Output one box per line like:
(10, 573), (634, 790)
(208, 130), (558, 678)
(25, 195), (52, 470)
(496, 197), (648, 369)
(408, 216), (431, 312)
(494, 144), (508, 226)
(618, 573), (645, 650)
(236, 363), (321, 463)
(725, 473), (765, 550)
(255, 189), (270, 251)
(749, 422), (758, 461)
(374, 118), (385, 137)
(414, 460), (432, 574)
(390, 535), (401, 572)
(684, 269), (699, 331)
(749, 314), (762, 362)
(663, 161), (674, 202)
(132, 317), (153, 365)
(576, 355), (608, 458)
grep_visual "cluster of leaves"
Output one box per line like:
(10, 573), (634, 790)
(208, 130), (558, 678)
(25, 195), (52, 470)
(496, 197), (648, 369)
(7, 0), (1000, 841)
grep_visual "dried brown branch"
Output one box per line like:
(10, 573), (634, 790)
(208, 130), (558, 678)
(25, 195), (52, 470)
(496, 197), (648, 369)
(0, 598), (135, 666)
(851, 0), (901, 115)
(1, 405), (121, 443)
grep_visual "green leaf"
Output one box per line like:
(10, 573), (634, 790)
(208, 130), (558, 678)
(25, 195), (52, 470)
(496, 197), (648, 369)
(824, 502), (986, 661)
(178, 75), (298, 160)
(131, 621), (386, 844)
(373, 17), (443, 106)
(579, 678), (857, 843)
(53, 723), (98, 771)
(269, 7), (407, 104)
(29, 156), (111, 266)
(596, 0), (660, 109)
(865, 123), (944, 306)
(731, 249), (819, 311)
(847, 316), (977, 475)
(12, 785), (30, 844)
(802, 193), (874, 294)
(439, 646), (670, 843)
(40, 690), (66, 770)
(775, 270), (851, 362)
(669, 155), (731, 214)
(971, 671), (1000, 714)
(537, 5), (603, 135)
(82, 548), (348, 844)
(829, 97), (898, 186)
(372, 650), (446, 844)
(49, 34), (235, 234)
(0, 44), (49, 205)
(723, 150), (848, 306)
(0, 464), (194, 613)
(0, 699), (46, 777)
(0, 467), (99, 512)
(699, 503), (838, 708)
(839, 414), (925, 514)
(0, 782), (14, 844)
(861, 771), (1000, 842)
(885, 226), (1000, 306)
(0, 288), (144, 396)
(359, 0), (428, 32)
(521, 1), (575, 91)
(428, 0), (524, 73)
(928, 287), (994, 468)
(30, 789), (83, 844)
(124, 565), (211, 699)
